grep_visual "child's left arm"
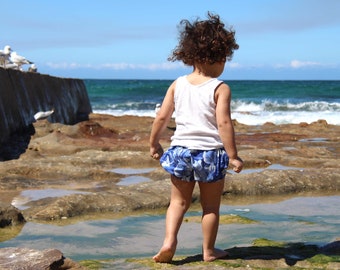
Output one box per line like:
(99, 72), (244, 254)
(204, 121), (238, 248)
(149, 81), (175, 160)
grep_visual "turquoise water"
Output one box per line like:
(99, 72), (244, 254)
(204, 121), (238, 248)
(1, 195), (339, 261)
(85, 79), (340, 125)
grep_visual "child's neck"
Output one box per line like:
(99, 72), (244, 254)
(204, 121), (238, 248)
(193, 67), (214, 77)
(186, 71), (213, 85)
(193, 62), (224, 78)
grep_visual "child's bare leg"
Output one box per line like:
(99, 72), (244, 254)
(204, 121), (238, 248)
(153, 176), (195, 263)
(198, 179), (228, 262)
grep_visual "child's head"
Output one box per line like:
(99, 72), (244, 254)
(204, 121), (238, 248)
(168, 12), (239, 66)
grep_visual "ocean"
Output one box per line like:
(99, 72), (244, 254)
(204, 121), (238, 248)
(84, 79), (340, 125)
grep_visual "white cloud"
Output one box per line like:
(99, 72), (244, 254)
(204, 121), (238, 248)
(272, 60), (337, 69)
(227, 62), (242, 68)
(45, 62), (184, 71)
(46, 60), (338, 74)
(290, 60), (322, 68)
(45, 62), (91, 69)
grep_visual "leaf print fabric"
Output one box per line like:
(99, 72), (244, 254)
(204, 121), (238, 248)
(160, 146), (229, 182)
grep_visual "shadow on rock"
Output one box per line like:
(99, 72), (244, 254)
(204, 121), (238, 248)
(0, 124), (35, 161)
(171, 240), (340, 267)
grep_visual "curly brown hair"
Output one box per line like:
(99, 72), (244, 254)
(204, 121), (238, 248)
(168, 12), (239, 66)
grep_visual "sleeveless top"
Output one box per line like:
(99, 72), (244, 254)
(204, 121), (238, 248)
(170, 75), (224, 150)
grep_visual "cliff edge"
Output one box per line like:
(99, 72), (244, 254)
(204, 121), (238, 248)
(0, 68), (92, 144)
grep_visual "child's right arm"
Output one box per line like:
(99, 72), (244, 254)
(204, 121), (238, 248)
(215, 83), (243, 173)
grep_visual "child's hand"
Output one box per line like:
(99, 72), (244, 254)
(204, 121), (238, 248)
(229, 157), (243, 173)
(150, 143), (164, 160)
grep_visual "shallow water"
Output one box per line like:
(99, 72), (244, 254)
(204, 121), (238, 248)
(11, 189), (92, 210)
(1, 195), (339, 262)
(230, 163), (303, 174)
(299, 137), (329, 142)
(109, 167), (154, 185)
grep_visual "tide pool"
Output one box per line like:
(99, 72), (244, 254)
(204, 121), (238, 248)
(1, 195), (338, 262)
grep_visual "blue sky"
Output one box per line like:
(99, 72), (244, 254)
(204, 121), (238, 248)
(2, 0), (340, 80)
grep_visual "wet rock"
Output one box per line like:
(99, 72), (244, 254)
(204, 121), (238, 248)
(0, 247), (86, 270)
(0, 203), (25, 228)
(224, 168), (340, 196)
(18, 167), (340, 221)
(0, 114), (339, 269)
(0, 114), (339, 221)
(23, 180), (174, 221)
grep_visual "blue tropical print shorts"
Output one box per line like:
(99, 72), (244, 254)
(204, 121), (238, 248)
(160, 146), (229, 182)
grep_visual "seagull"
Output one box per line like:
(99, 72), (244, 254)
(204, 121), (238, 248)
(34, 109), (54, 121)
(3, 63), (19, 70)
(28, 64), (37, 72)
(10, 51), (33, 71)
(0, 45), (12, 67)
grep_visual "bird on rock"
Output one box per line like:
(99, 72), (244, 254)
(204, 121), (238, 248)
(34, 109), (54, 121)
(10, 51), (33, 71)
(0, 45), (12, 67)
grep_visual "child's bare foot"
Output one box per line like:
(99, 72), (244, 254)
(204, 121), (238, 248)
(153, 245), (175, 263)
(203, 248), (228, 262)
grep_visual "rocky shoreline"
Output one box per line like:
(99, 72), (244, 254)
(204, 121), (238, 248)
(0, 114), (339, 269)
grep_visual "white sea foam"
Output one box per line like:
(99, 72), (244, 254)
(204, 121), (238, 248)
(94, 109), (157, 118)
(231, 111), (339, 125)
(92, 98), (340, 125)
(93, 108), (339, 125)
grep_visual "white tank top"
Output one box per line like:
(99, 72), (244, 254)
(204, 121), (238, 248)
(171, 75), (224, 150)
